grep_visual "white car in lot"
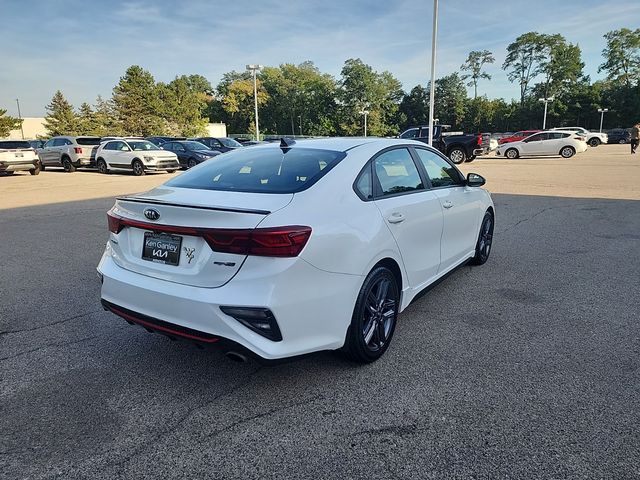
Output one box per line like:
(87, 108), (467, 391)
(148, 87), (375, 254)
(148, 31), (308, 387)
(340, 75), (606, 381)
(550, 127), (608, 147)
(39, 136), (102, 172)
(95, 138), (180, 176)
(98, 138), (494, 363)
(0, 140), (40, 175)
(495, 131), (588, 159)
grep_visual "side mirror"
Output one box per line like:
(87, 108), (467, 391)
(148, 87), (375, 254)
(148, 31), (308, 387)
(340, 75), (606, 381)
(466, 173), (486, 187)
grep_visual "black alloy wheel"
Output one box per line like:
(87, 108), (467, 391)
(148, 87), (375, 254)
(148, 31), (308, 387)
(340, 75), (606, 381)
(187, 158), (198, 169)
(97, 159), (109, 174)
(62, 157), (76, 172)
(132, 159), (145, 176)
(342, 267), (399, 363)
(471, 211), (494, 265)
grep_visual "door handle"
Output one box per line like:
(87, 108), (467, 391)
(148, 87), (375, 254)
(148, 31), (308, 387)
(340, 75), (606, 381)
(443, 201), (454, 209)
(387, 213), (405, 224)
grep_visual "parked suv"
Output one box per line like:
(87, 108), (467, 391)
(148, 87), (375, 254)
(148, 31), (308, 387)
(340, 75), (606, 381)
(606, 129), (631, 144)
(38, 136), (102, 172)
(95, 138), (180, 176)
(550, 127), (607, 147)
(0, 140), (40, 175)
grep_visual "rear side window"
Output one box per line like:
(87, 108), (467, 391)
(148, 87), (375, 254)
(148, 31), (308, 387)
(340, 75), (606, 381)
(166, 147), (346, 193)
(76, 137), (101, 145)
(373, 148), (423, 196)
(0, 141), (31, 149)
(399, 128), (419, 139)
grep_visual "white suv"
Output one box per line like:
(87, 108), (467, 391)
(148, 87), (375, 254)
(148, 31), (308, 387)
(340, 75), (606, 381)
(95, 138), (179, 176)
(551, 127), (608, 147)
(39, 136), (102, 172)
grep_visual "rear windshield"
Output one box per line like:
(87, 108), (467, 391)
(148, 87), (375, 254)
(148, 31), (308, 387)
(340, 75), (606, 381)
(220, 138), (242, 148)
(0, 141), (31, 149)
(165, 146), (346, 193)
(76, 137), (102, 145)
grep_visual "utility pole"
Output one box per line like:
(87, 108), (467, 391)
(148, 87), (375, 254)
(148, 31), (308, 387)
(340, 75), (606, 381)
(428, 0), (439, 146)
(538, 97), (554, 130)
(360, 110), (369, 137)
(597, 108), (609, 133)
(246, 64), (263, 141)
(16, 98), (24, 139)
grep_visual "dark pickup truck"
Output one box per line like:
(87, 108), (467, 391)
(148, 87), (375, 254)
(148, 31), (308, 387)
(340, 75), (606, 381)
(399, 125), (485, 163)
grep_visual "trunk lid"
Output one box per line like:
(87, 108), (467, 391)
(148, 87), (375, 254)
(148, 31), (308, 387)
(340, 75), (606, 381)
(109, 186), (292, 287)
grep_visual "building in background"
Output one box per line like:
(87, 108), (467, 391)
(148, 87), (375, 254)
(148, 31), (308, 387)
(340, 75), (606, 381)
(2, 118), (47, 140)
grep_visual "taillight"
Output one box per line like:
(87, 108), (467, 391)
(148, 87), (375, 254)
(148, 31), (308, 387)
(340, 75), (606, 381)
(106, 211), (311, 257)
(202, 226), (311, 257)
(107, 211), (123, 233)
(74, 147), (82, 154)
(477, 134), (483, 146)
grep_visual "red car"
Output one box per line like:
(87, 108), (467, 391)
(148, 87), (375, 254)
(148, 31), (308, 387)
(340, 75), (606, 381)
(498, 130), (541, 145)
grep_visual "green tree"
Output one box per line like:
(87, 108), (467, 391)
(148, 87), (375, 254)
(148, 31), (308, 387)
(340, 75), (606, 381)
(112, 65), (164, 136)
(460, 50), (495, 98)
(43, 90), (78, 136)
(76, 102), (95, 135)
(399, 85), (428, 128)
(538, 35), (584, 98)
(0, 109), (23, 137)
(503, 32), (547, 106)
(92, 95), (122, 136)
(599, 28), (640, 88)
(337, 58), (404, 136)
(159, 76), (210, 136)
(432, 73), (468, 128)
(219, 77), (269, 135)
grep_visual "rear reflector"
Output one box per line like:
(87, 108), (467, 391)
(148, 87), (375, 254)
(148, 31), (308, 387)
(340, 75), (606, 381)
(220, 306), (282, 341)
(107, 211), (311, 257)
(74, 147), (82, 154)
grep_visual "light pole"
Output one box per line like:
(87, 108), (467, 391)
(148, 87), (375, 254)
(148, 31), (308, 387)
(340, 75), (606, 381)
(246, 64), (263, 141)
(15, 98), (24, 140)
(538, 96), (554, 129)
(298, 115), (302, 136)
(427, 0), (439, 146)
(360, 110), (369, 137)
(597, 108), (609, 133)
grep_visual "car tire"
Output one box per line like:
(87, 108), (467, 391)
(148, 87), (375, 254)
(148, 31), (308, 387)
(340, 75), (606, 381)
(470, 211), (494, 266)
(342, 266), (400, 363)
(132, 159), (145, 176)
(465, 155), (476, 163)
(589, 138), (601, 147)
(97, 159), (109, 174)
(448, 147), (466, 164)
(166, 169), (176, 174)
(29, 166), (40, 175)
(62, 157), (76, 172)
(618, 139), (627, 144)
(187, 158), (198, 169)
(560, 146), (575, 158)
(505, 148), (519, 159)
(4, 171), (15, 175)
(40, 162), (45, 171)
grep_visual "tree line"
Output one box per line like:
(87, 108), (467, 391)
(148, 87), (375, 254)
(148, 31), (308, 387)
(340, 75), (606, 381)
(1, 27), (637, 139)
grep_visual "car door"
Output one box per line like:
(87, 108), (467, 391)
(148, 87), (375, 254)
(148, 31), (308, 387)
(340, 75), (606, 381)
(520, 132), (548, 155)
(413, 147), (482, 273)
(40, 139), (56, 165)
(173, 143), (188, 164)
(371, 147), (443, 289)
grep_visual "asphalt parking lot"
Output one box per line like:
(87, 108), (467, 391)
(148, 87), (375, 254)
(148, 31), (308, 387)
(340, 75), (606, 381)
(1, 145), (639, 479)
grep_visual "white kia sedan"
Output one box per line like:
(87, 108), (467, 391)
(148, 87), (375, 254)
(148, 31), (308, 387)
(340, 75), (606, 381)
(98, 138), (494, 363)
(495, 131), (588, 159)
(95, 138), (180, 176)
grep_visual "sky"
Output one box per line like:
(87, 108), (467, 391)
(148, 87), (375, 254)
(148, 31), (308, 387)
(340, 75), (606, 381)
(1, 0), (639, 117)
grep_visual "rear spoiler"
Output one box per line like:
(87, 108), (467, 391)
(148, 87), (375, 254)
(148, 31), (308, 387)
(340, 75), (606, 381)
(116, 196), (271, 215)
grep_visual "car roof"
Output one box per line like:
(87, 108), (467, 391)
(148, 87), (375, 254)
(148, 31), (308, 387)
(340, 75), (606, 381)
(245, 137), (433, 153)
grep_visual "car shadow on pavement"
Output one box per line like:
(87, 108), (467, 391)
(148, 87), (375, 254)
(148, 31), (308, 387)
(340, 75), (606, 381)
(1, 192), (639, 479)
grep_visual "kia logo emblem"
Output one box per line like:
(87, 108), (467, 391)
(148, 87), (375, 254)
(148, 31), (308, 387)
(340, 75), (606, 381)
(143, 208), (160, 221)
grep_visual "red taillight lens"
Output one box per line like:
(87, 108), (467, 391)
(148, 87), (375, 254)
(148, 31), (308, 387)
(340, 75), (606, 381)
(106, 211), (311, 257)
(74, 147), (82, 154)
(107, 211), (123, 233)
(477, 134), (483, 146)
(203, 226), (311, 257)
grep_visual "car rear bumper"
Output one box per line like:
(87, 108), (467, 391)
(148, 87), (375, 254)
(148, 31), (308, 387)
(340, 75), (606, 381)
(97, 250), (363, 360)
(0, 160), (38, 172)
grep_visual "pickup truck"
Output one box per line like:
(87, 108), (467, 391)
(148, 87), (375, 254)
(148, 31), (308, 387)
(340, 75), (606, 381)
(398, 125), (485, 163)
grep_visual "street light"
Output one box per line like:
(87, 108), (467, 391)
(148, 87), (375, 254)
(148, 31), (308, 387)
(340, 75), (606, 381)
(298, 115), (302, 136)
(15, 98), (24, 140)
(359, 109), (369, 137)
(246, 64), (263, 141)
(427, 0), (439, 146)
(538, 96), (554, 130)
(597, 108), (609, 133)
